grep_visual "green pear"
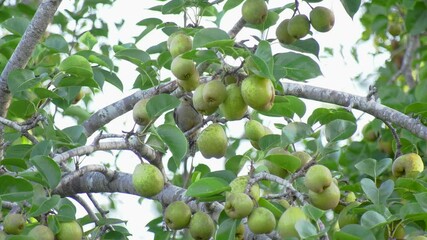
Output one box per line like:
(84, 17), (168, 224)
(219, 83), (248, 121)
(178, 69), (199, 91)
(168, 33), (192, 58)
(262, 147), (291, 178)
(164, 201), (192, 230)
(3, 213), (26, 235)
(244, 120), (266, 141)
(132, 98), (151, 126)
(56, 221), (83, 240)
(247, 207), (276, 234)
(392, 153), (424, 178)
(388, 23), (402, 36)
(308, 182), (340, 210)
(132, 163), (164, 197)
(193, 83), (218, 115)
(224, 192), (254, 219)
(277, 206), (308, 239)
(276, 19), (296, 45)
(385, 221), (405, 240)
(167, 31), (183, 49)
(309, 6), (335, 32)
(189, 211), (215, 240)
(224, 75), (237, 85)
(304, 165), (332, 193)
(292, 151), (311, 169)
(241, 0), (268, 25)
(235, 223), (245, 240)
(203, 80), (227, 108)
(229, 176), (260, 201)
(241, 75), (275, 111)
(28, 225), (54, 240)
(197, 123), (228, 158)
(338, 206), (360, 228)
(170, 56), (196, 81)
(287, 14), (311, 39)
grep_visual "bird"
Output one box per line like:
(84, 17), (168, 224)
(173, 94), (203, 134)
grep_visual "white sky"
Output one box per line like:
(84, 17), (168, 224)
(54, 0), (388, 239)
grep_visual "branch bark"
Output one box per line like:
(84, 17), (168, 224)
(282, 81), (427, 140)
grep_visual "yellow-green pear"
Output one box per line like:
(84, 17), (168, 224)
(292, 151), (311, 169)
(28, 225), (54, 240)
(167, 31), (184, 49)
(193, 83), (218, 115)
(244, 56), (257, 75)
(197, 123), (228, 158)
(392, 153), (424, 178)
(304, 165), (332, 193)
(241, 0), (268, 25)
(203, 80), (227, 108)
(247, 207), (276, 234)
(241, 75), (275, 111)
(219, 83), (248, 120)
(189, 211), (215, 240)
(177, 69), (199, 91)
(171, 56), (196, 81)
(224, 192), (254, 219)
(169, 33), (192, 58)
(287, 14), (311, 39)
(388, 23), (402, 36)
(276, 19), (296, 44)
(3, 213), (26, 235)
(56, 221), (83, 240)
(309, 6), (335, 32)
(132, 98), (151, 126)
(244, 120), (266, 141)
(308, 182), (340, 210)
(164, 201), (192, 230)
(132, 163), (164, 197)
(229, 176), (260, 201)
(235, 223), (245, 240)
(277, 206), (309, 239)
(338, 206), (360, 228)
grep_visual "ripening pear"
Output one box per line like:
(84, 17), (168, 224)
(388, 23), (402, 36)
(241, 0), (268, 25)
(203, 80), (227, 108)
(308, 182), (340, 210)
(28, 225), (54, 240)
(164, 201), (192, 230)
(392, 153), (424, 178)
(189, 211), (215, 240)
(168, 33), (192, 58)
(310, 6), (335, 32)
(248, 207), (276, 234)
(132, 98), (151, 126)
(171, 56), (196, 81)
(193, 83), (218, 115)
(235, 223), (245, 240)
(241, 75), (275, 111)
(292, 151), (311, 169)
(56, 221), (83, 240)
(276, 19), (296, 45)
(244, 56), (257, 75)
(3, 213), (26, 235)
(132, 163), (164, 197)
(277, 206), (308, 239)
(177, 69), (199, 91)
(287, 14), (311, 39)
(304, 165), (333, 193)
(219, 83), (248, 120)
(229, 176), (260, 202)
(245, 120), (266, 141)
(197, 123), (228, 159)
(224, 192), (254, 219)
(262, 147), (291, 178)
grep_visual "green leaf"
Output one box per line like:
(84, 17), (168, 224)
(245, 11), (279, 31)
(186, 177), (230, 198)
(281, 122), (314, 146)
(30, 155), (61, 189)
(295, 220), (318, 238)
(193, 28), (231, 49)
(161, 0), (185, 14)
(44, 34), (69, 53)
(146, 94), (180, 119)
(28, 195), (61, 217)
(225, 155), (246, 175)
(157, 124), (188, 169)
(62, 125), (87, 145)
(216, 218), (239, 240)
(361, 178), (379, 205)
(414, 192), (427, 212)
(8, 99), (36, 118)
(114, 49), (151, 66)
(2, 17), (29, 36)
(0, 158), (28, 172)
(223, 0), (244, 11)
(334, 224), (376, 240)
(265, 154), (301, 173)
(302, 204), (326, 221)
(7, 69), (37, 94)
(308, 108), (355, 126)
(30, 140), (53, 158)
(340, 0), (361, 19)
(405, 2), (427, 35)
(325, 119), (357, 142)
(281, 38), (320, 58)
(59, 55), (94, 79)
(258, 198), (284, 219)
(354, 158), (392, 179)
(204, 170), (237, 183)
(259, 134), (281, 151)
(260, 96), (306, 118)
(0, 175), (33, 202)
(360, 211), (386, 229)
(274, 52), (322, 81)
(78, 31), (98, 50)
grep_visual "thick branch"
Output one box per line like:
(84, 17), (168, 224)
(282, 81), (427, 140)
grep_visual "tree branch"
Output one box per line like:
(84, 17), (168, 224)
(282, 81), (427, 140)
(388, 35), (419, 88)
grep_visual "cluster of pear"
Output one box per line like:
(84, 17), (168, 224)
(276, 6), (335, 45)
(0, 213), (82, 240)
(304, 165), (340, 210)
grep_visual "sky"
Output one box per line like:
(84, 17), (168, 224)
(55, 0), (389, 239)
